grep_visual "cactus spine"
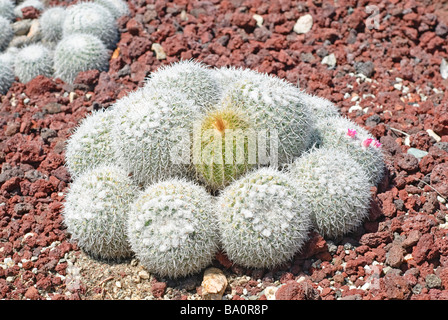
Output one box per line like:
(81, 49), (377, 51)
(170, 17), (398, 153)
(14, 43), (54, 83)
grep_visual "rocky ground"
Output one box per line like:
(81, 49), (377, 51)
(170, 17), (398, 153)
(1, 0), (448, 300)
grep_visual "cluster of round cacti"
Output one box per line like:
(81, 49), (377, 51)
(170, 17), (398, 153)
(0, 0), (130, 94)
(63, 60), (385, 279)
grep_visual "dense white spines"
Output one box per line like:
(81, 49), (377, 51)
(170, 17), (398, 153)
(146, 60), (222, 109)
(0, 60), (14, 95)
(53, 33), (109, 84)
(63, 165), (139, 260)
(0, 16), (12, 52)
(14, 43), (54, 83)
(62, 2), (118, 49)
(65, 108), (119, 179)
(111, 87), (203, 186)
(93, 0), (130, 19)
(39, 6), (67, 44)
(288, 148), (372, 239)
(217, 167), (311, 269)
(219, 66), (313, 167)
(0, 0), (14, 21)
(313, 116), (385, 186)
(127, 179), (219, 278)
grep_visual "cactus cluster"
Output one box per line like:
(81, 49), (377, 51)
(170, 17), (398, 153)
(63, 61), (385, 279)
(0, 0), (129, 93)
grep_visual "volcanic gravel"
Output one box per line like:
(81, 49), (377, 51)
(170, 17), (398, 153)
(1, 0), (448, 300)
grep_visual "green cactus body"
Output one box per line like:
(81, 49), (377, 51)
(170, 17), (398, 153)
(193, 106), (255, 191)
(62, 2), (118, 49)
(63, 165), (139, 260)
(65, 108), (119, 179)
(313, 116), (385, 186)
(111, 87), (203, 187)
(39, 6), (66, 44)
(220, 67), (313, 168)
(217, 167), (311, 269)
(145, 60), (222, 109)
(0, 15), (12, 52)
(0, 60), (14, 95)
(14, 43), (54, 83)
(53, 33), (109, 84)
(127, 179), (219, 278)
(0, 0), (14, 21)
(288, 147), (372, 239)
(93, 0), (130, 19)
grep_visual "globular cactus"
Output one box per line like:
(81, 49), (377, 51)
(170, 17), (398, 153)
(0, 46), (18, 65)
(62, 165), (139, 260)
(65, 108), (119, 179)
(53, 33), (109, 84)
(0, 59), (14, 95)
(145, 60), (222, 109)
(0, 15), (13, 52)
(192, 105), (254, 191)
(217, 167), (311, 269)
(0, 0), (14, 21)
(127, 178), (219, 278)
(111, 86), (203, 187)
(39, 6), (67, 44)
(14, 43), (54, 83)
(312, 116), (385, 186)
(14, 0), (44, 18)
(219, 66), (313, 168)
(288, 147), (372, 239)
(93, 0), (130, 19)
(62, 2), (119, 49)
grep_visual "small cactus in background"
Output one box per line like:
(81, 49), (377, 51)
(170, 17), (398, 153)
(0, 0), (14, 21)
(65, 108), (119, 179)
(63, 165), (139, 260)
(0, 46), (18, 65)
(0, 60), (14, 95)
(93, 0), (130, 19)
(145, 60), (222, 109)
(288, 147), (372, 239)
(39, 6), (67, 44)
(62, 2), (118, 49)
(217, 167), (311, 269)
(312, 116), (385, 186)
(193, 106), (254, 191)
(0, 15), (13, 52)
(127, 179), (219, 278)
(53, 33), (109, 84)
(220, 66), (313, 168)
(111, 86), (203, 187)
(14, 0), (44, 18)
(14, 43), (53, 83)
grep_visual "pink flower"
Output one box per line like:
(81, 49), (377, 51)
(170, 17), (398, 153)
(362, 138), (373, 148)
(347, 129), (357, 138)
(373, 140), (382, 148)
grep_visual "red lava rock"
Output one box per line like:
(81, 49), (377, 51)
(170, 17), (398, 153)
(151, 282), (167, 298)
(73, 70), (100, 91)
(24, 286), (40, 300)
(381, 273), (411, 300)
(21, 6), (41, 19)
(413, 233), (439, 264)
(275, 280), (321, 300)
(430, 163), (448, 198)
(24, 76), (58, 97)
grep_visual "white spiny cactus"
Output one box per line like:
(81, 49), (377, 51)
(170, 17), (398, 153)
(217, 167), (311, 268)
(312, 116), (385, 186)
(93, 0), (130, 19)
(127, 179), (219, 278)
(14, 43), (54, 83)
(0, 59), (14, 95)
(111, 86), (203, 187)
(62, 2), (118, 49)
(53, 33), (109, 84)
(63, 165), (139, 260)
(288, 147), (372, 239)
(39, 6), (67, 44)
(0, 15), (13, 52)
(65, 108), (119, 179)
(0, 0), (14, 21)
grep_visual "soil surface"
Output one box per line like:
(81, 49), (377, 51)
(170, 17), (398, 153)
(1, 0), (448, 300)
